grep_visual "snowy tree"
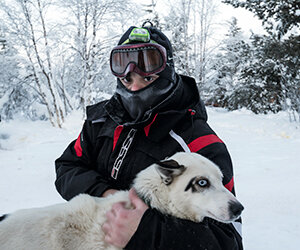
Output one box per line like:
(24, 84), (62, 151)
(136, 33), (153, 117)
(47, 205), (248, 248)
(222, 0), (300, 39)
(205, 17), (248, 107)
(223, 0), (300, 119)
(272, 35), (300, 121)
(0, 0), (67, 127)
(163, 0), (193, 76)
(0, 0), (142, 124)
(56, 0), (142, 115)
(192, 0), (218, 87)
(163, 0), (218, 87)
(224, 33), (298, 115)
(205, 17), (297, 115)
(0, 28), (24, 120)
(228, 35), (284, 114)
(0, 28), (10, 98)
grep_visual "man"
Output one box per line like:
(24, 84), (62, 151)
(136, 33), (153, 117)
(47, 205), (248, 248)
(55, 24), (243, 249)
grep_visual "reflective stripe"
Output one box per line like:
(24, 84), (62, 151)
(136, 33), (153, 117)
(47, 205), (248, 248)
(111, 129), (136, 180)
(169, 130), (191, 152)
(232, 221), (242, 237)
(91, 118), (106, 124)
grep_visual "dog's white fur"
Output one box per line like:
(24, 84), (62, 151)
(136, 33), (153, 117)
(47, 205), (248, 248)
(0, 152), (243, 250)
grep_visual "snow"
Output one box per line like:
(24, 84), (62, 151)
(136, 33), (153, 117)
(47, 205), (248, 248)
(207, 108), (300, 250)
(1, 107), (300, 250)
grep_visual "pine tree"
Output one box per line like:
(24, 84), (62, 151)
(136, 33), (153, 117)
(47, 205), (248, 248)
(223, 0), (300, 119)
(163, 0), (193, 76)
(205, 18), (249, 107)
(222, 0), (300, 39)
(227, 34), (284, 113)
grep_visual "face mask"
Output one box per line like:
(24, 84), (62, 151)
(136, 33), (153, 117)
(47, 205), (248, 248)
(116, 76), (175, 122)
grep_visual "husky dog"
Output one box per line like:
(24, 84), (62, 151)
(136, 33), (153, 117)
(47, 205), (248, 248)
(0, 152), (243, 250)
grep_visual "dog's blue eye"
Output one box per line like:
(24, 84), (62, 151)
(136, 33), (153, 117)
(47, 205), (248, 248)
(198, 179), (208, 187)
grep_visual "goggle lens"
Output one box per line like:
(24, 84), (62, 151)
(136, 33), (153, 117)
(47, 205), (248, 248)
(110, 44), (166, 77)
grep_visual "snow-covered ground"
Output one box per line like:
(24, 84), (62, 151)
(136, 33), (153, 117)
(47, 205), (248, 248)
(0, 108), (299, 250)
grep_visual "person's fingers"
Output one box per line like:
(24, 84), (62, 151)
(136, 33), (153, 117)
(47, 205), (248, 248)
(104, 233), (113, 244)
(111, 201), (131, 220)
(102, 221), (110, 235)
(111, 202), (126, 214)
(105, 210), (115, 222)
(128, 188), (140, 207)
(129, 188), (148, 210)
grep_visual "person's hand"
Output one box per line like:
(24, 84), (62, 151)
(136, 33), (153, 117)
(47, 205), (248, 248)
(102, 188), (149, 248)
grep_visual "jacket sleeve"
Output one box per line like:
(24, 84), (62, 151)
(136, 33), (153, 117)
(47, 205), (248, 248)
(125, 210), (242, 250)
(125, 121), (243, 250)
(55, 120), (112, 201)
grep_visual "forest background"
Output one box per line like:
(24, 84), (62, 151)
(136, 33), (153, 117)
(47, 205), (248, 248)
(0, 0), (299, 127)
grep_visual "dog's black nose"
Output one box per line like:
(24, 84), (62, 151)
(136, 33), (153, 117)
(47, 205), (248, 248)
(0, 214), (8, 222)
(229, 201), (244, 219)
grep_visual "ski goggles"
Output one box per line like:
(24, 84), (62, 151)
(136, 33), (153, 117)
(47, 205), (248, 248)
(110, 43), (167, 78)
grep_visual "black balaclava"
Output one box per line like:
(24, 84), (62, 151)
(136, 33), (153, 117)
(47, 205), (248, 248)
(115, 26), (176, 122)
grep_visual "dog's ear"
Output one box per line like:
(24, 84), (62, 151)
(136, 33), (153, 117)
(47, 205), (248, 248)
(155, 159), (186, 185)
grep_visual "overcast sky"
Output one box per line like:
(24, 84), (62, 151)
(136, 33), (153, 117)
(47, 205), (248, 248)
(217, 1), (265, 35)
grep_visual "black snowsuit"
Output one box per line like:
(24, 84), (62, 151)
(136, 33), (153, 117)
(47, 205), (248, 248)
(55, 74), (243, 250)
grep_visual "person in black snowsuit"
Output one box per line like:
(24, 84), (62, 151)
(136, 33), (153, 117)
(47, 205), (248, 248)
(55, 24), (243, 250)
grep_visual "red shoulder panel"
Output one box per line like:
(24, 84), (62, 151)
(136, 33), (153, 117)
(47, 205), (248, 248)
(188, 134), (224, 152)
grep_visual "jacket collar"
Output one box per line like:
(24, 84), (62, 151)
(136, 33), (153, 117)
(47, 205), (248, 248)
(100, 74), (207, 141)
